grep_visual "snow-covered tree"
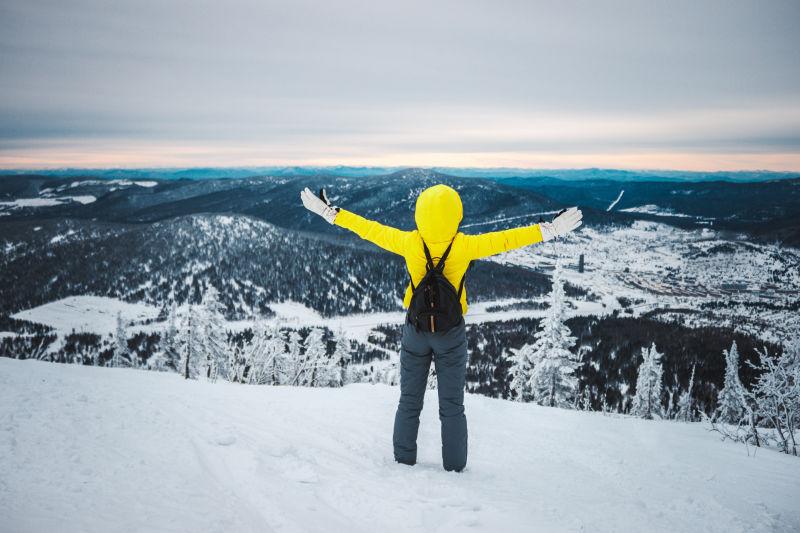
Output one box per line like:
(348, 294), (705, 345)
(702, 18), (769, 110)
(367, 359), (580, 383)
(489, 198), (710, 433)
(676, 364), (696, 422)
(178, 309), (202, 379)
(745, 347), (799, 455)
(631, 343), (664, 420)
(243, 323), (288, 385)
(714, 341), (747, 424)
(509, 261), (579, 407)
(196, 286), (229, 382)
(329, 328), (352, 387)
(284, 330), (303, 385)
(161, 304), (181, 371)
(267, 327), (291, 385)
(580, 386), (593, 411)
(228, 339), (248, 383)
(111, 312), (128, 368)
(295, 328), (327, 387)
(508, 344), (535, 402)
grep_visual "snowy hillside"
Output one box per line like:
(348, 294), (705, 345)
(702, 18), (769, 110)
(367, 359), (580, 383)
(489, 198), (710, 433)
(2, 358), (798, 533)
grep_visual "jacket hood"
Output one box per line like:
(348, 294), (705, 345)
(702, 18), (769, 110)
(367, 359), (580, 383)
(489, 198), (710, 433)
(414, 184), (463, 243)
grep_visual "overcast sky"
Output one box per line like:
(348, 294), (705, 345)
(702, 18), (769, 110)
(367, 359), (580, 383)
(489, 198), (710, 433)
(1, 0), (798, 170)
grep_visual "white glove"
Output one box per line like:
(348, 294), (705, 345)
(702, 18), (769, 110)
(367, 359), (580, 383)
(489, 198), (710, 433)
(539, 207), (583, 241)
(300, 187), (338, 224)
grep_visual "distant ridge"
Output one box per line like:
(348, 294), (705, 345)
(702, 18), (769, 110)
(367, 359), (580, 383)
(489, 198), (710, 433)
(0, 166), (797, 182)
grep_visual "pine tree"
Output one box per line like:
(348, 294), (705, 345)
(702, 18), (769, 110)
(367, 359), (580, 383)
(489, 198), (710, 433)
(715, 341), (747, 424)
(676, 364), (696, 422)
(196, 286), (229, 382)
(631, 343), (664, 419)
(161, 303), (180, 371)
(178, 309), (201, 379)
(330, 328), (352, 387)
(508, 344), (535, 402)
(510, 261), (579, 407)
(111, 312), (128, 368)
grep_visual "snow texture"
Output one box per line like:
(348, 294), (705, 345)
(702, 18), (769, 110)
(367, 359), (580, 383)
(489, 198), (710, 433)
(1, 358), (799, 533)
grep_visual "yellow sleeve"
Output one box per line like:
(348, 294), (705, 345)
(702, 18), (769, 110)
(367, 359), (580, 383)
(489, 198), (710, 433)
(334, 208), (411, 256)
(461, 224), (544, 259)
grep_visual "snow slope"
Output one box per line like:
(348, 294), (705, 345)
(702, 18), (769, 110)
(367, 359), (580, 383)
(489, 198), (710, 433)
(1, 358), (798, 533)
(11, 296), (161, 335)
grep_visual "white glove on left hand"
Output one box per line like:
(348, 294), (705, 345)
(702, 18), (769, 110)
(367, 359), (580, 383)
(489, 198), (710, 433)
(300, 187), (338, 224)
(539, 207), (583, 241)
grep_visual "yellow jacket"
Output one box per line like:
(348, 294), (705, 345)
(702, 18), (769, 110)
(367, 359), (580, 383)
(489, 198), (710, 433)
(334, 184), (544, 314)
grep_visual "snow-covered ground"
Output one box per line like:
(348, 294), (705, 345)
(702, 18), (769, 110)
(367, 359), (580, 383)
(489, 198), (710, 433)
(10, 296), (161, 335)
(1, 358), (798, 533)
(492, 221), (800, 345)
(620, 205), (699, 218)
(9, 295), (608, 347)
(0, 195), (96, 209)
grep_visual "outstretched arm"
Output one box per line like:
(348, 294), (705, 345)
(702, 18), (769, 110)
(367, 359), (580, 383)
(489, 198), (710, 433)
(462, 207), (583, 259)
(334, 209), (410, 256)
(300, 187), (410, 256)
(461, 224), (544, 259)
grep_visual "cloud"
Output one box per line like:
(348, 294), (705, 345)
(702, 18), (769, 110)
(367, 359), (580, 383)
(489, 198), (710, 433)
(1, 0), (798, 169)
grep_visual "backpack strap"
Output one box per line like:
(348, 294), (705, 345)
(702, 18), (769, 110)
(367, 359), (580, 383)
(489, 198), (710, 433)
(456, 260), (473, 299)
(422, 241), (436, 271)
(411, 237), (457, 291)
(422, 238), (454, 272)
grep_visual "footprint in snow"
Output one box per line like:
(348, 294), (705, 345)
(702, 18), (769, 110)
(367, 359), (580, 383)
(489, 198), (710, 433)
(214, 434), (237, 446)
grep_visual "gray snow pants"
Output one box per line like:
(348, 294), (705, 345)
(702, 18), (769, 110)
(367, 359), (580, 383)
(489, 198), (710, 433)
(393, 318), (468, 472)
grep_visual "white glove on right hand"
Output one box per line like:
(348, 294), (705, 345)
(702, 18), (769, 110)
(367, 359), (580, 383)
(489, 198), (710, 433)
(300, 187), (338, 224)
(539, 207), (583, 241)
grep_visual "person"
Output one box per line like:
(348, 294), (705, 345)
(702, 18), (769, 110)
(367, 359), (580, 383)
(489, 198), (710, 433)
(300, 183), (582, 471)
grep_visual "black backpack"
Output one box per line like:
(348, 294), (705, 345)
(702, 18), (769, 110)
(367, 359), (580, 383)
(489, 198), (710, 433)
(406, 239), (468, 333)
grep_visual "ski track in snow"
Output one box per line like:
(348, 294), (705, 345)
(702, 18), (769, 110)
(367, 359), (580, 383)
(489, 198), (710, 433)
(1, 358), (799, 533)
(606, 190), (624, 211)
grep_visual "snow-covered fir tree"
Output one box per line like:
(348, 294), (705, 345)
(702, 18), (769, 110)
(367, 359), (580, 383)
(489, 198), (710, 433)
(508, 344), (535, 402)
(111, 312), (128, 368)
(676, 364), (696, 422)
(150, 304), (180, 372)
(330, 328), (352, 387)
(631, 343), (664, 419)
(196, 286), (229, 382)
(178, 310), (202, 379)
(714, 341), (747, 424)
(509, 261), (579, 407)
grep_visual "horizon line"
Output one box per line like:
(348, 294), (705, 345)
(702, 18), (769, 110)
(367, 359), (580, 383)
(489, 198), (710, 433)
(0, 164), (798, 175)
